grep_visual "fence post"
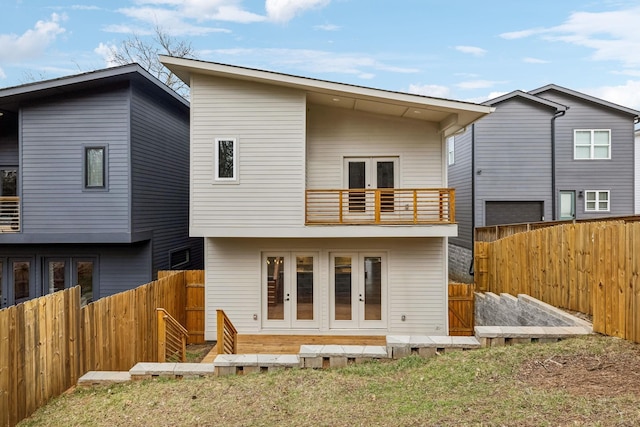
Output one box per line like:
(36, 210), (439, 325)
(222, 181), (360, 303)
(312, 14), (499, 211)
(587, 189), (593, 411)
(157, 309), (166, 362)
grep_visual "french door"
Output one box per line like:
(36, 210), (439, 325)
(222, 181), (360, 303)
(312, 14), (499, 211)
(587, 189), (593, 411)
(262, 252), (318, 329)
(345, 157), (398, 216)
(0, 258), (35, 308)
(330, 253), (387, 329)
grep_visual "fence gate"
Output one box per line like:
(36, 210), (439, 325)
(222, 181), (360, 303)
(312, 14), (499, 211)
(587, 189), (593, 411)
(448, 283), (475, 336)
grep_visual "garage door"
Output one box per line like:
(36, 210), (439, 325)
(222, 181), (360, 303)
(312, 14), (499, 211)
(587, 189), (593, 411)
(485, 201), (543, 226)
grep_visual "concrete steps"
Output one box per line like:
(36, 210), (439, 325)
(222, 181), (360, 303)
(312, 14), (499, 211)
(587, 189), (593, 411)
(78, 327), (593, 384)
(77, 362), (215, 387)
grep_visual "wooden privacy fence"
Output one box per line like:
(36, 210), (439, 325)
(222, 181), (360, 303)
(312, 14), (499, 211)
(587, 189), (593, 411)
(475, 221), (640, 344)
(0, 269), (204, 427)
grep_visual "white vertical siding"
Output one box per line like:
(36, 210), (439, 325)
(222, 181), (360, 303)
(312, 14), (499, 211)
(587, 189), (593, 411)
(306, 105), (443, 189)
(190, 74), (306, 232)
(204, 237), (447, 339)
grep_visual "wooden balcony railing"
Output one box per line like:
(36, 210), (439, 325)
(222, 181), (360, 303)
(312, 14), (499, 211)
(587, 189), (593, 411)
(157, 308), (188, 362)
(216, 309), (238, 355)
(0, 196), (20, 232)
(305, 188), (455, 225)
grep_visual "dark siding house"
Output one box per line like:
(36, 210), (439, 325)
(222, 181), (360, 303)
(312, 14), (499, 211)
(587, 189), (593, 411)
(0, 64), (203, 307)
(448, 85), (639, 282)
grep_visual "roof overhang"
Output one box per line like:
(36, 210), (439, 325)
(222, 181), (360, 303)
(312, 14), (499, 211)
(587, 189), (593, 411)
(483, 90), (568, 111)
(0, 64), (188, 113)
(160, 55), (494, 137)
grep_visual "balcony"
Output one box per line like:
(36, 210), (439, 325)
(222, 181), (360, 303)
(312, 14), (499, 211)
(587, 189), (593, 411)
(305, 188), (455, 225)
(0, 197), (20, 232)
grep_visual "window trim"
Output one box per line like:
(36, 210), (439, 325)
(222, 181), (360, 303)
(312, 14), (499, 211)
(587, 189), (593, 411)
(584, 190), (610, 212)
(447, 136), (455, 165)
(214, 137), (238, 183)
(83, 145), (108, 190)
(573, 129), (611, 160)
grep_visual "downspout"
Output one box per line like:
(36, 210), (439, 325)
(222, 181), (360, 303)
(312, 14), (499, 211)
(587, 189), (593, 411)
(468, 123), (476, 276)
(551, 109), (566, 220)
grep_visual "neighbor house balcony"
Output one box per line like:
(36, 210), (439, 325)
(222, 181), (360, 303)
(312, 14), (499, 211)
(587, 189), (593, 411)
(305, 188), (455, 225)
(0, 196), (20, 232)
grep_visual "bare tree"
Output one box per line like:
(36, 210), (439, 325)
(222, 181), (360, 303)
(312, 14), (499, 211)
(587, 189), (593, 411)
(109, 25), (196, 98)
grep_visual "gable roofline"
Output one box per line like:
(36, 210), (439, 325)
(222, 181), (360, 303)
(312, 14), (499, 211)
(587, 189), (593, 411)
(0, 63), (189, 111)
(159, 55), (494, 136)
(529, 84), (639, 117)
(482, 90), (568, 111)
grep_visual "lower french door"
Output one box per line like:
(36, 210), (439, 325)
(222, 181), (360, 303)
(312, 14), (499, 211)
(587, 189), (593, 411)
(330, 252), (387, 329)
(262, 252), (318, 329)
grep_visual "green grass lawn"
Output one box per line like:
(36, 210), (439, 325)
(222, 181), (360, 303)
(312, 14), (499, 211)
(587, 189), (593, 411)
(19, 335), (640, 427)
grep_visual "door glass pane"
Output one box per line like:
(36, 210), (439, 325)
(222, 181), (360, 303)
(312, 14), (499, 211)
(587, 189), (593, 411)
(76, 261), (94, 305)
(560, 192), (574, 219)
(0, 260), (3, 305)
(364, 257), (382, 321)
(266, 256), (285, 320)
(296, 256), (313, 321)
(13, 261), (30, 301)
(1, 169), (17, 196)
(334, 256), (352, 321)
(348, 162), (366, 212)
(48, 261), (66, 294)
(377, 161), (395, 212)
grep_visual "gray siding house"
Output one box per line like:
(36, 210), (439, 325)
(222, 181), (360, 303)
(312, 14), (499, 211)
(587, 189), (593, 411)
(449, 84), (639, 282)
(0, 64), (203, 307)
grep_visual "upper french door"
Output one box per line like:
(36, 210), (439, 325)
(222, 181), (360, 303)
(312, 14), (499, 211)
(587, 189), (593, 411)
(330, 252), (387, 329)
(345, 157), (398, 216)
(262, 252), (318, 329)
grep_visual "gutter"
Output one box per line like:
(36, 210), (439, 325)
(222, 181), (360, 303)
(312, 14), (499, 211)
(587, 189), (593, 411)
(469, 123), (476, 276)
(551, 109), (566, 220)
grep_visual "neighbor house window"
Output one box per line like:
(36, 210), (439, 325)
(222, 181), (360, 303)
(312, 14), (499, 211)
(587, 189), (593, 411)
(169, 248), (191, 269)
(574, 130), (611, 160)
(585, 190), (610, 212)
(214, 138), (237, 181)
(85, 146), (106, 188)
(447, 137), (455, 165)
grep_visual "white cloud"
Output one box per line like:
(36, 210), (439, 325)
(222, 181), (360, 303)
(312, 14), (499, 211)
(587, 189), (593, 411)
(114, 7), (234, 35)
(612, 69), (640, 77)
(408, 84), (451, 98)
(314, 23), (339, 31)
(0, 67), (6, 79)
(70, 5), (101, 11)
(0, 13), (66, 63)
(585, 80), (640, 110)
(94, 42), (120, 67)
(465, 91), (508, 104)
(455, 45), (487, 57)
(206, 47), (417, 79)
(456, 80), (505, 90)
(500, 6), (640, 67)
(500, 28), (546, 40)
(265, 0), (330, 23)
(523, 57), (549, 64)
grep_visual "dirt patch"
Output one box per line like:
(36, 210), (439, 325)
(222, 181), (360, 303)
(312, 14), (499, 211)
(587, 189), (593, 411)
(185, 342), (215, 362)
(518, 341), (640, 398)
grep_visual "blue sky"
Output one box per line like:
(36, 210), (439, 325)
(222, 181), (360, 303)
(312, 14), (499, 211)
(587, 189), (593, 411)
(3, 0), (640, 109)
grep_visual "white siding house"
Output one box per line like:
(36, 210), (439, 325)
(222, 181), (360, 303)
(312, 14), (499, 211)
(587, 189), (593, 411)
(161, 56), (493, 339)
